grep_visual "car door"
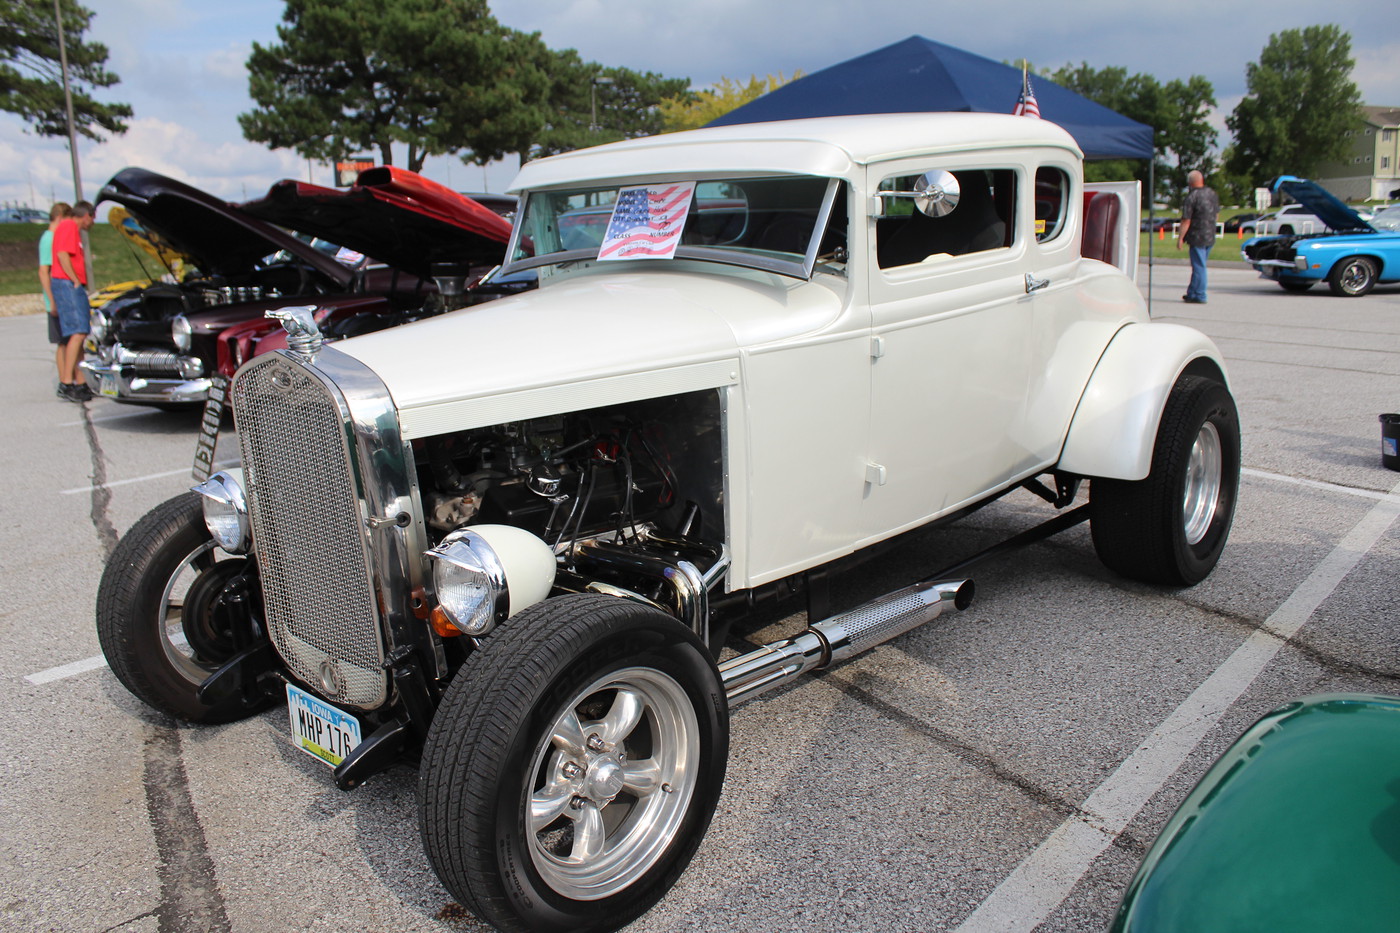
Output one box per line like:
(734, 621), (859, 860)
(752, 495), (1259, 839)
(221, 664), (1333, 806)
(860, 159), (1037, 545)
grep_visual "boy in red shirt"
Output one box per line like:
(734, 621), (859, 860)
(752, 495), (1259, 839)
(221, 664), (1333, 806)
(51, 200), (95, 402)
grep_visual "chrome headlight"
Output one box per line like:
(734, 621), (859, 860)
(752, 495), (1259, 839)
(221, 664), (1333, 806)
(192, 470), (250, 554)
(172, 314), (193, 352)
(426, 525), (555, 636)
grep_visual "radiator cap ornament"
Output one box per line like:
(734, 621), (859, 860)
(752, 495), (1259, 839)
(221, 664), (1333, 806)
(267, 305), (323, 362)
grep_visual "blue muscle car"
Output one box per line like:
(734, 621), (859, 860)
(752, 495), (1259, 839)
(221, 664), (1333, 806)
(1242, 176), (1399, 297)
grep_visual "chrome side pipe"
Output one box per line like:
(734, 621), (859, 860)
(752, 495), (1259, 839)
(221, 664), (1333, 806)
(718, 579), (973, 707)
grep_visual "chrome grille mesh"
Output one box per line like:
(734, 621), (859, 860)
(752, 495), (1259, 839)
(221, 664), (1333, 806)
(233, 356), (388, 708)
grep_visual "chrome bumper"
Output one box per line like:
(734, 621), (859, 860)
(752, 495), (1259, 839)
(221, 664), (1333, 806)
(79, 348), (212, 404)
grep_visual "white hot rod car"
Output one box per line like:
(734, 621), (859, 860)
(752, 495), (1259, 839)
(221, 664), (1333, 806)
(97, 114), (1239, 932)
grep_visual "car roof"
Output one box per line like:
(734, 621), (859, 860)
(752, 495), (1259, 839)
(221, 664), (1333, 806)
(510, 113), (1082, 192)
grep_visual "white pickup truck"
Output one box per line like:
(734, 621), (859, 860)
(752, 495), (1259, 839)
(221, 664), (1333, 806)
(98, 113), (1238, 933)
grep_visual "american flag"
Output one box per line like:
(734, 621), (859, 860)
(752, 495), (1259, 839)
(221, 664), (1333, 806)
(1013, 68), (1041, 119)
(597, 182), (696, 261)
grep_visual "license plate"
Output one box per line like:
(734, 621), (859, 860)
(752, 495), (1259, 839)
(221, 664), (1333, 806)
(287, 683), (363, 767)
(99, 373), (119, 397)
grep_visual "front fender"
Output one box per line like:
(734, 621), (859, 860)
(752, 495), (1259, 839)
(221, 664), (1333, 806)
(1057, 323), (1229, 481)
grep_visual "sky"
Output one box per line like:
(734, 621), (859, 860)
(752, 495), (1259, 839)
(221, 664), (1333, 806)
(3, 0), (1398, 213)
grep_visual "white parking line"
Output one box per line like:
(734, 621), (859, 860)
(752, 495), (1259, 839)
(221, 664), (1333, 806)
(57, 409), (160, 427)
(955, 475), (1400, 933)
(59, 459), (239, 495)
(1244, 466), (1400, 503)
(25, 654), (108, 685)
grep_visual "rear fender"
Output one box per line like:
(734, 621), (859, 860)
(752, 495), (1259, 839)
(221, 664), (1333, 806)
(1058, 323), (1229, 480)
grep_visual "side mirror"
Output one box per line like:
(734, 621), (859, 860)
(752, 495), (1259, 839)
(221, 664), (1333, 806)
(875, 170), (961, 218)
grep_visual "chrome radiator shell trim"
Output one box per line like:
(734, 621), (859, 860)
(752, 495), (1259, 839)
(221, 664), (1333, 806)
(231, 346), (429, 710)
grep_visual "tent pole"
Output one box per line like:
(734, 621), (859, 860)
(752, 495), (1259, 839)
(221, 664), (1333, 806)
(1146, 156), (1154, 316)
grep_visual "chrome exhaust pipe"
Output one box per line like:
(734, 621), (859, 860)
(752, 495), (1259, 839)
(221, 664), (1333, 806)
(718, 579), (973, 706)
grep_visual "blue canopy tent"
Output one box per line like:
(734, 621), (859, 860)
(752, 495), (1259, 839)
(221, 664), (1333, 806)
(707, 35), (1153, 161)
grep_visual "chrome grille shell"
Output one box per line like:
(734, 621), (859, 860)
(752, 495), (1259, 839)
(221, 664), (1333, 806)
(231, 346), (428, 710)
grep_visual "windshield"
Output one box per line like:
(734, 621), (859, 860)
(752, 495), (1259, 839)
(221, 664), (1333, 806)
(507, 176), (844, 279)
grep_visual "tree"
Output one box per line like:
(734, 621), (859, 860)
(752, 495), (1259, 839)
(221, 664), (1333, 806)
(1226, 25), (1363, 185)
(517, 48), (690, 159)
(240, 0), (553, 173)
(1048, 63), (1217, 207)
(0, 0), (130, 140)
(657, 72), (802, 132)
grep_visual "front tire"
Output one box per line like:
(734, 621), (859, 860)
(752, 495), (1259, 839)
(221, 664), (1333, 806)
(419, 594), (728, 933)
(96, 492), (268, 723)
(1278, 279), (1314, 293)
(1091, 376), (1240, 585)
(1328, 256), (1377, 297)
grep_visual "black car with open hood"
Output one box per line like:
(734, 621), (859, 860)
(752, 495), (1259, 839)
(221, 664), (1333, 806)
(81, 167), (511, 408)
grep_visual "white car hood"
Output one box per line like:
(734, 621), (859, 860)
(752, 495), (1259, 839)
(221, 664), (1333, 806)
(335, 264), (843, 439)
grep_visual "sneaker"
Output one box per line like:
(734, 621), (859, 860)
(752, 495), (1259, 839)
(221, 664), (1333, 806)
(59, 382), (90, 402)
(1182, 295), (1206, 304)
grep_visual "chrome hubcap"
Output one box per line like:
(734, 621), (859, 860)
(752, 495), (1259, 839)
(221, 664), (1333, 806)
(1182, 420), (1223, 546)
(159, 539), (224, 684)
(526, 667), (698, 901)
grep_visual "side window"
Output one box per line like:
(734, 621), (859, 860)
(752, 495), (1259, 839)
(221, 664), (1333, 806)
(1035, 167), (1071, 242)
(876, 169), (1015, 269)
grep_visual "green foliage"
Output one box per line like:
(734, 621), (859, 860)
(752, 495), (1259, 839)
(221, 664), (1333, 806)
(520, 48), (690, 159)
(658, 72), (802, 133)
(0, 0), (130, 140)
(240, 0), (554, 172)
(1226, 24), (1363, 185)
(1048, 63), (1217, 207)
(0, 221), (161, 297)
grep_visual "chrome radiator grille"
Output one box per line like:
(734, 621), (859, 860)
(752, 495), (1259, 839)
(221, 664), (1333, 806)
(233, 355), (388, 708)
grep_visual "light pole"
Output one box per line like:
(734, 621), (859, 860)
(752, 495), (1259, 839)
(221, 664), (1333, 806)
(590, 76), (614, 133)
(53, 0), (83, 202)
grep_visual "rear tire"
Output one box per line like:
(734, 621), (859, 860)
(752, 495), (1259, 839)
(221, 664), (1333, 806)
(1091, 376), (1240, 585)
(419, 594), (728, 933)
(1328, 256), (1377, 297)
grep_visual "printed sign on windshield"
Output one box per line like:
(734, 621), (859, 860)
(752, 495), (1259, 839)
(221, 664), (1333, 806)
(597, 182), (696, 261)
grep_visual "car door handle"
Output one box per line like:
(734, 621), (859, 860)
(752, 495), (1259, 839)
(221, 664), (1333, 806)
(1025, 273), (1050, 294)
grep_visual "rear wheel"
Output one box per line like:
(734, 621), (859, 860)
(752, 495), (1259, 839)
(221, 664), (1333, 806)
(1091, 376), (1240, 585)
(1328, 256), (1377, 297)
(419, 594), (728, 933)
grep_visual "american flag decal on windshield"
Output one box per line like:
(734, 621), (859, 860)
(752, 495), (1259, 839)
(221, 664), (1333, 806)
(598, 182), (696, 261)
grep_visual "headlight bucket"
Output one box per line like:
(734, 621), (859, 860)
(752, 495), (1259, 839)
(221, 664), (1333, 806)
(426, 525), (555, 637)
(172, 314), (193, 352)
(192, 470), (251, 554)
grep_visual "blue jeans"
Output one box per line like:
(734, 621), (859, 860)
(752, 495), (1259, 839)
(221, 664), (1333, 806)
(52, 278), (90, 337)
(1186, 245), (1210, 301)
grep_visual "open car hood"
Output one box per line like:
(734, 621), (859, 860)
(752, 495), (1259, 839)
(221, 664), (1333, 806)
(97, 167), (353, 286)
(238, 167), (512, 278)
(106, 205), (192, 272)
(1272, 176), (1375, 233)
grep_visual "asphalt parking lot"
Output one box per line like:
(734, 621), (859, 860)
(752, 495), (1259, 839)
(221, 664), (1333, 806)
(3, 261), (1398, 933)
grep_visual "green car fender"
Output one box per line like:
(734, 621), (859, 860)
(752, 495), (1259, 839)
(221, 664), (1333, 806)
(1111, 694), (1400, 932)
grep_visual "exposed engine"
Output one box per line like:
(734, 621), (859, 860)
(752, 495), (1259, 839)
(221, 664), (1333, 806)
(415, 391), (725, 552)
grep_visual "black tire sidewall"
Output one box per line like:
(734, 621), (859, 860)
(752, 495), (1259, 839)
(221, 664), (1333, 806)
(421, 596), (728, 933)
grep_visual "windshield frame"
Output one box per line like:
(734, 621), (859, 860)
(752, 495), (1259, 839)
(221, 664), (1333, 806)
(501, 176), (843, 281)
